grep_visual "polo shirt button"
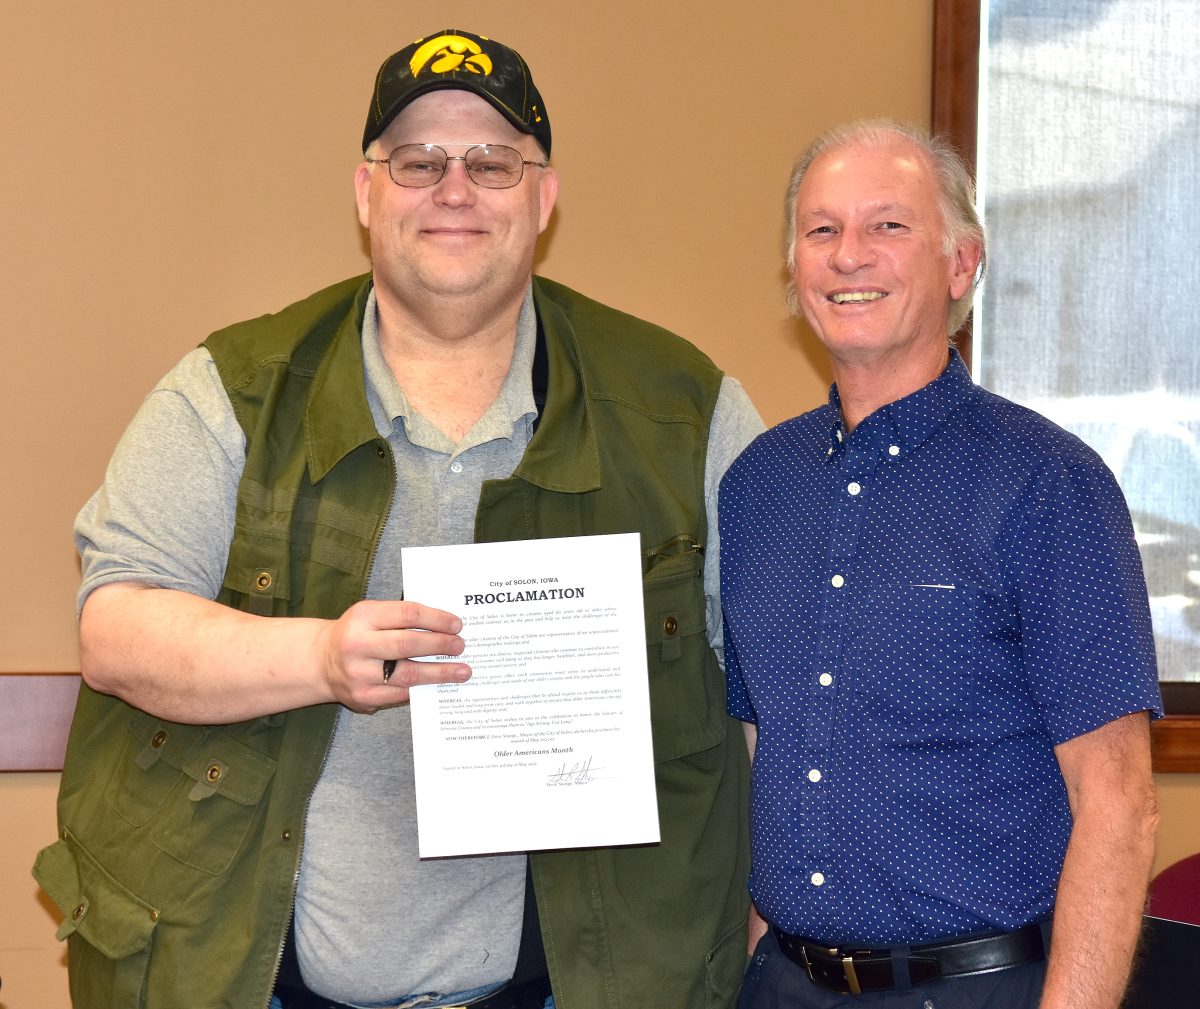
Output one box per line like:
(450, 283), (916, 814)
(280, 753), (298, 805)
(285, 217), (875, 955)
(450, 460), (463, 474)
(818, 673), (833, 687)
(807, 769), (822, 782)
(888, 445), (901, 457)
(810, 872), (825, 886)
(847, 482), (861, 496)
(831, 574), (845, 588)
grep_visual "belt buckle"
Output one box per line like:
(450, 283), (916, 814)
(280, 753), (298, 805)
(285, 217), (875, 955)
(800, 943), (863, 996)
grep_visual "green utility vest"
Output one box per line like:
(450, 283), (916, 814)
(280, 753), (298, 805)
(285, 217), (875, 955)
(36, 275), (750, 1009)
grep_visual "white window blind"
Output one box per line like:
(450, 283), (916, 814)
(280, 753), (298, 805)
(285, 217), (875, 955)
(978, 0), (1200, 681)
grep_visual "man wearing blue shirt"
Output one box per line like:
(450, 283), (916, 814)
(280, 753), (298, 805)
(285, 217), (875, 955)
(721, 119), (1161, 1009)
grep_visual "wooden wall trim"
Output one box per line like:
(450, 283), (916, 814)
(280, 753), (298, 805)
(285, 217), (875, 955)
(0, 673), (80, 772)
(931, 0), (981, 174)
(1150, 716), (1200, 774)
(931, 0), (981, 365)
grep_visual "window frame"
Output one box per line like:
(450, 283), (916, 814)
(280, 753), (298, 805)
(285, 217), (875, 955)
(931, 0), (1200, 766)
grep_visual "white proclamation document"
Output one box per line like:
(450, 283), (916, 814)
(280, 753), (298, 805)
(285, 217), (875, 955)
(403, 532), (660, 858)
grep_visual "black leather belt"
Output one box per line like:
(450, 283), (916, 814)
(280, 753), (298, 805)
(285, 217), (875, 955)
(273, 974), (552, 1009)
(773, 920), (1049, 995)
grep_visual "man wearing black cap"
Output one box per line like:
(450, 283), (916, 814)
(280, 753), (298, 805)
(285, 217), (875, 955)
(36, 28), (761, 1009)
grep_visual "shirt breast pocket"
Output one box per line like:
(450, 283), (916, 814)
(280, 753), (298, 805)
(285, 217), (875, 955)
(847, 582), (981, 742)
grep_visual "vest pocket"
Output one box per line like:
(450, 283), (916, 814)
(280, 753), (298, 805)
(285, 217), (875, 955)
(705, 917), (749, 1008)
(103, 710), (277, 876)
(643, 545), (725, 763)
(34, 831), (159, 1003)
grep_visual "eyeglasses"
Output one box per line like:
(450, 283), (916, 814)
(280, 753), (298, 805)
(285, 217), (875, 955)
(364, 144), (548, 190)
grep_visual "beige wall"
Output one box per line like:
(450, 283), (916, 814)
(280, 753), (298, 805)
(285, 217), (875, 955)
(1, 3), (1194, 1007)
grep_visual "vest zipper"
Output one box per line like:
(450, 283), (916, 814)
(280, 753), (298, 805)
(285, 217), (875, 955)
(266, 731), (335, 1007)
(644, 533), (704, 567)
(265, 440), (397, 1007)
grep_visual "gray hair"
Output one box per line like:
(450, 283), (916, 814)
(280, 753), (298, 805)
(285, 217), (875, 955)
(783, 118), (986, 336)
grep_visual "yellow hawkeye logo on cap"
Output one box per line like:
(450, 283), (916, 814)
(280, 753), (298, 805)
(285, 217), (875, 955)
(410, 35), (494, 77)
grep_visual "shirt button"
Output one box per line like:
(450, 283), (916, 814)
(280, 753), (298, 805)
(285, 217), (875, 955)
(807, 769), (822, 783)
(810, 872), (826, 886)
(847, 481), (861, 496)
(888, 445), (901, 457)
(818, 673), (833, 687)
(831, 574), (845, 588)
(450, 460), (464, 474)
(836, 429), (843, 442)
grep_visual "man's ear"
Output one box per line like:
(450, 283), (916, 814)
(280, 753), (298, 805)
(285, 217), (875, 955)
(537, 166), (558, 235)
(354, 161), (373, 230)
(948, 236), (983, 301)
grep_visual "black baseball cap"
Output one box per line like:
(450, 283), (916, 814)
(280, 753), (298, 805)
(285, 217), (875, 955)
(363, 29), (551, 155)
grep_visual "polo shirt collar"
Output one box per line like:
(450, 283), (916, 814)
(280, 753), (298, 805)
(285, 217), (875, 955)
(360, 286), (539, 457)
(303, 275), (600, 494)
(826, 348), (977, 458)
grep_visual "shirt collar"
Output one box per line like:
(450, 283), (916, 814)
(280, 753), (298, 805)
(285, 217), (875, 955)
(826, 349), (977, 458)
(360, 284), (539, 455)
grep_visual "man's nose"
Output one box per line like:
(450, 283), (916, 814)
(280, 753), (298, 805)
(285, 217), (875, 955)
(830, 231), (872, 273)
(432, 157), (477, 205)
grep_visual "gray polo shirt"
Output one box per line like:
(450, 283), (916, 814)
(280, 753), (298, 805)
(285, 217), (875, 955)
(75, 284), (764, 1005)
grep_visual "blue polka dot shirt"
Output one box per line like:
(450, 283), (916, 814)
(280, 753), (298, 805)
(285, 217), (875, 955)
(719, 351), (1162, 946)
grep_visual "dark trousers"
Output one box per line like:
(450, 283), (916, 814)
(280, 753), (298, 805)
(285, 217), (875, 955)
(737, 929), (1047, 1009)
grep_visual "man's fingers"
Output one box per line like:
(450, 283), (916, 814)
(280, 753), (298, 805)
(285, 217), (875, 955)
(328, 599), (470, 711)
(376, 628), (470, 686)
(370, 600), (463, 635)
(379, 627), (466, 663)
(379, 658), (471, 689)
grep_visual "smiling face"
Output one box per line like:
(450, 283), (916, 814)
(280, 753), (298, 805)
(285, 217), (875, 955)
(790, 136), (978, 375)
(354, 89), (557, 316)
